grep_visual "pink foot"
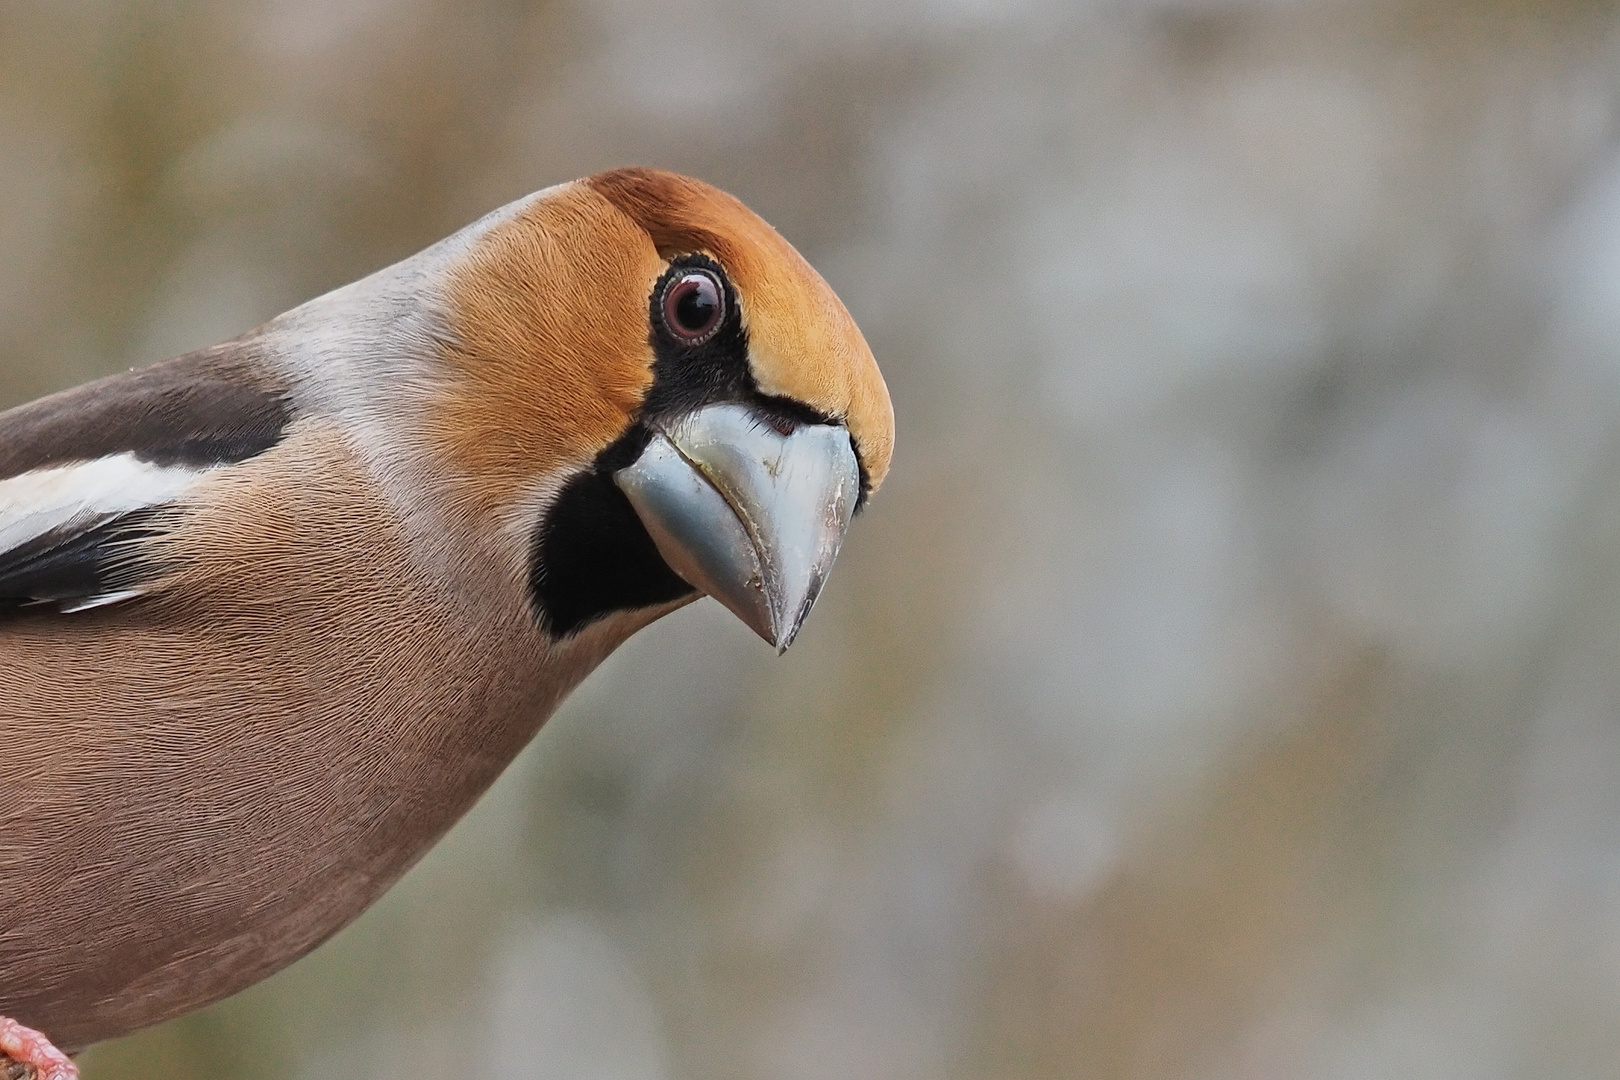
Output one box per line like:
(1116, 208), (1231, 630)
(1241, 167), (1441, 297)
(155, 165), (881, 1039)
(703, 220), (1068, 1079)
(0, 1018), (75, 1080)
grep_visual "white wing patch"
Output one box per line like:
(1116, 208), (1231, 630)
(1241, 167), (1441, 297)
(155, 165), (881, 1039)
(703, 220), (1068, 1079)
(0, 453), (207, 559)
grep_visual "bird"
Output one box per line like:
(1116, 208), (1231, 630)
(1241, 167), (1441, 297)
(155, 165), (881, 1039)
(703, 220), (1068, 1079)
(0, 167), (893, 1080)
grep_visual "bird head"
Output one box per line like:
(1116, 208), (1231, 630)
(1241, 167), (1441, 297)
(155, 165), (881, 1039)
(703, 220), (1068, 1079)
(425, 168), (893, 652)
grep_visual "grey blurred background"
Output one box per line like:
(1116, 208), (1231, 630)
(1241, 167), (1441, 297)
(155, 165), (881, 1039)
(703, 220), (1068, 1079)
(5, 0), (1620, 1077)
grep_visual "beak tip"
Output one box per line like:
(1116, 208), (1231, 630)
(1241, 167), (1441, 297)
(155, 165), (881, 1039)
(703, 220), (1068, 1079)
(767, 596), (814, 654)
(763, 615), (795, 655)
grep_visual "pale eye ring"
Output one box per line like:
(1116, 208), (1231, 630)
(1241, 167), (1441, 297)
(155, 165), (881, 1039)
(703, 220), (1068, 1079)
(662, 269), (725, 343)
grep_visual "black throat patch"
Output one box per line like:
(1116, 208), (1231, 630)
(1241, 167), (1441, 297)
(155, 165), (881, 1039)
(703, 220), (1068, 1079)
(528, 423), (696, 640)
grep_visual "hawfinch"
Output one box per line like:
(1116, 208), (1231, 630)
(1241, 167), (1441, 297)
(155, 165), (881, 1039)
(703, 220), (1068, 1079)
(0, 168), (893, 1079)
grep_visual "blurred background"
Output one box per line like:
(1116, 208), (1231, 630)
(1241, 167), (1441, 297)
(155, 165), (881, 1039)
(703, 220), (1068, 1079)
(5, 0), (1620, 1077)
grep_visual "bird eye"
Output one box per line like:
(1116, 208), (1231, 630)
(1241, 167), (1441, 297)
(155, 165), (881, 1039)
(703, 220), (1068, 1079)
(662, 269), (724, 343)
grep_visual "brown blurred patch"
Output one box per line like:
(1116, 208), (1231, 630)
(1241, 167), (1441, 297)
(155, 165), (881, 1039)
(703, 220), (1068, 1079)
(972, 643), (1405, 1079)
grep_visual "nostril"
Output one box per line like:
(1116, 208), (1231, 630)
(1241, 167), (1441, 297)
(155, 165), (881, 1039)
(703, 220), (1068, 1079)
(761, 413), (799, 437)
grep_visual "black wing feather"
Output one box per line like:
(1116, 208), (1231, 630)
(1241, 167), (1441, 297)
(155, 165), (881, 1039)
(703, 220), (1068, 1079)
(0, 339), (291, 619)
(0, 507), (173, 614)
(0, 341), (290, 482)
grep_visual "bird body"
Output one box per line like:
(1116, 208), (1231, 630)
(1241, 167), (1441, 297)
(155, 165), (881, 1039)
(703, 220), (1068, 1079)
(0, 169), (892, 1065)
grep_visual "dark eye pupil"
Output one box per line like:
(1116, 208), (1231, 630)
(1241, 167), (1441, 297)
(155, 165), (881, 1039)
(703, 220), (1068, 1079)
(665, 272), (722, 340)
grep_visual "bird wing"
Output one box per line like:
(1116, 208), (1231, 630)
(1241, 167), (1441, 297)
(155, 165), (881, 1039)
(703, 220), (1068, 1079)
(0, 343), (290, 614)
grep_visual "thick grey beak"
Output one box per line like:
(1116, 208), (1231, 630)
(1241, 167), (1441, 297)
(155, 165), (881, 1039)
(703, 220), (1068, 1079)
(613, 403), (861, 652)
